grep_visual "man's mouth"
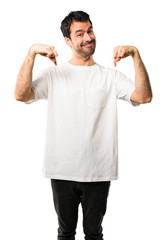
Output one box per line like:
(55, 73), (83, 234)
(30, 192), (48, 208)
(81, 41), (94, 47)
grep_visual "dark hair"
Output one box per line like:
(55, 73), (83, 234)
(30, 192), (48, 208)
(60, 11), (92, 39)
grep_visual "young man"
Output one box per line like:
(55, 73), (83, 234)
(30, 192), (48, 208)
(15, 11), (152, 240)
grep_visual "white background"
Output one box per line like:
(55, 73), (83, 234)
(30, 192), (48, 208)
(0, 0), (160, 239)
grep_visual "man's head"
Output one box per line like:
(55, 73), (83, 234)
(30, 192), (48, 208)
(61, 11), (96, 58)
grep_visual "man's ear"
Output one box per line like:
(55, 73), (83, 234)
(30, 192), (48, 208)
(65, 37), (72, 47)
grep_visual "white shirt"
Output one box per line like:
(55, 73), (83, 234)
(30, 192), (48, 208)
(26, 62), (139, 182)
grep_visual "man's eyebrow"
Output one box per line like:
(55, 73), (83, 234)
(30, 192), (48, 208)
(88, 26), (93, 30)
(75, 29), (84, 34)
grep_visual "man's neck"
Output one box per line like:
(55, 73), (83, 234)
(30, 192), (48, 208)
(69, 56), (95, 66)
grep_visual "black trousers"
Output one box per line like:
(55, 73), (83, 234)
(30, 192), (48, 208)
(51, 179), (111, 240)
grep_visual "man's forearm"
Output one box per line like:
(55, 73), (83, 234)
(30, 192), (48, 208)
(15, 44), (58, 102)
(132, 48), (152, 103)
(15, 48), (36, 101)
(113, 45), (152, 103)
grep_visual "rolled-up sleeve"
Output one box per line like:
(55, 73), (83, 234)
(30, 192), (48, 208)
(25, 67), (51, 104)
(115, 70), (140, 107)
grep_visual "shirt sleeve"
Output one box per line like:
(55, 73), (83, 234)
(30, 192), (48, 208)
(115, 70), (140, 107)
(25, 67), (51, 104)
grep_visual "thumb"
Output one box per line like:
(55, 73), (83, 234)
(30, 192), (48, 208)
(48, 56), (57, 65)
(53, 48), (58, 57)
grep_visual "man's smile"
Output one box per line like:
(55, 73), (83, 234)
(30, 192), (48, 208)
(81, 40), (94, 48)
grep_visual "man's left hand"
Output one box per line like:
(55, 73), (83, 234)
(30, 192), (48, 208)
(113, 45), (137, 67)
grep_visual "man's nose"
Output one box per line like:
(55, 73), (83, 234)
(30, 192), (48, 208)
(84, 33), (92, 41)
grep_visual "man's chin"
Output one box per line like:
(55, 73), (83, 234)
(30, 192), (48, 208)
(80, 47), (96, 57)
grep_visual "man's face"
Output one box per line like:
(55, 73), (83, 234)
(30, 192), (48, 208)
(66, 21), (96, 58)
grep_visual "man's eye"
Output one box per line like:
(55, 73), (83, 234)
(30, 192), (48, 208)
(77, 34), (82, 37)
(88, 30), (93, 34)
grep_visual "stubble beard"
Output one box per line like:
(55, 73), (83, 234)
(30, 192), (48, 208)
(76, 40), (96, 58)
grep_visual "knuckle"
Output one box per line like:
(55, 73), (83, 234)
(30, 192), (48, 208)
(46, 46), (51, 52)
(50, 46), (55, 51)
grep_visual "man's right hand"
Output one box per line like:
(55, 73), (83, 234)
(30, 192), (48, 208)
(29, 43), (58, 65)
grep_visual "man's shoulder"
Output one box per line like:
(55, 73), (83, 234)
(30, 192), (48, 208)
(96, 63), (117, 75)
(39, 63), (66, 75)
